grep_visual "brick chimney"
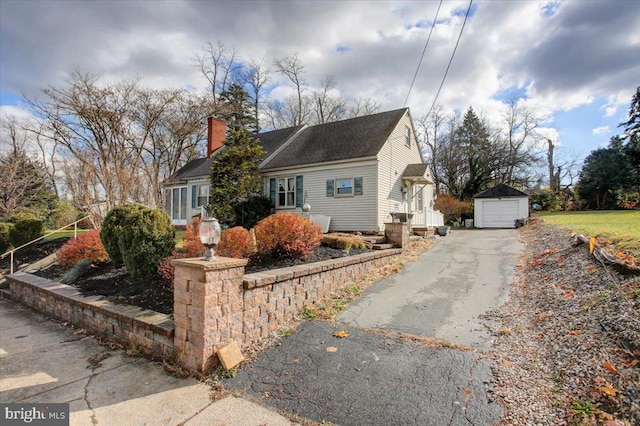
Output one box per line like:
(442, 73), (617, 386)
(207, 117), (226, 158)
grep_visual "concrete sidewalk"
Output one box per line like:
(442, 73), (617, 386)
(0, 298), (295, 426)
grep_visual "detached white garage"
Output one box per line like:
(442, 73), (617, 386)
(474, 184), (529, 228)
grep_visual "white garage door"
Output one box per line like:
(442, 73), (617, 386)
(482, 199), (519, 228)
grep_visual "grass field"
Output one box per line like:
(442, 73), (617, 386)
(535, 210), (640, 259)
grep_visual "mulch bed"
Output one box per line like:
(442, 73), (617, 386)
(23, 244), (372, 315)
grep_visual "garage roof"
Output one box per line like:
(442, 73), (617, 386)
(474, 183), (528, 199)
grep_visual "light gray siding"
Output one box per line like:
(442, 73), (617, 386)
(376, 112), (425, 231)
(263, 160), (378, 232)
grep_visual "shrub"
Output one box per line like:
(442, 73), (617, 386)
(9, 218), (44, 248)
(0, 222), (13, 253)
(433, 194), (473, 225)
(158, 218), (205, 282)
(8, 212), (38, 224)
(322, 233), (366, 251)
(118, 207), (175, 279)
(254, 212), (321, 260)
(47, 200), (80, 229)
(217, 226), (252, 259)
(100, 204), (145, 265)
(233, 195), (273, 229)
(56, 229), (109, 268)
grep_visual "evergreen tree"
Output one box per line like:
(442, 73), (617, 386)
(218, 83), (258, 134)
(455, 107), (494, 200)
(209, 127), (265, 226)
(576, 139), (632, 209)
(619, 86), (640, 192)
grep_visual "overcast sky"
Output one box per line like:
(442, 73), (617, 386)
(1, 0), (639, 163)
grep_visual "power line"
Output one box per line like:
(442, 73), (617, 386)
(403, 0), (443, 107)
(425, 0), (473, 119)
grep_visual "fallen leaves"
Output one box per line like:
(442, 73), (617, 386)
(333, 330), (349, 338)
(326, 347), (338, 353)
(602, 362), (618, 374)
(568, 330), (583, 336)
(601, 385), (617, 397)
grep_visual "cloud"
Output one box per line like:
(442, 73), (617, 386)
(592, 126), (610, 135)
(1, 0), (638, 160)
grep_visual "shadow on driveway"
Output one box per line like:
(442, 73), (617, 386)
(225, 321), (502, 426)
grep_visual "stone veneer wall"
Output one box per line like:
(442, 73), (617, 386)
(7, 248), (403, 372)
(7, 272), (175, 360)
(241, 249), (402, 344)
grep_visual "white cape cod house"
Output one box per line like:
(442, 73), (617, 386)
(163, 108), (438, 233)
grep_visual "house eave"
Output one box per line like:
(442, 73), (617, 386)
(260, 156), (379, 174)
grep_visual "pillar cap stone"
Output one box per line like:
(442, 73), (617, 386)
(170, 257), (248, 271)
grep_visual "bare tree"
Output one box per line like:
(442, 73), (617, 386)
(347, 96), (380, 118)
(274, 54), (309, 126)
(245, 58), (271, 132)
(313, 75), (347, 124)
(26, 70), (144, 220)
(497, 97), (543, 185)
(133, 88), (211, 207)
(195, 41), (242, 106)
(0, 149), (52, 218)
(417, 105), (448, 194)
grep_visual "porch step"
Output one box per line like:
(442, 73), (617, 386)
(412, 227), (437, 236)
(372, 243), (394, 250)
(362, 235), (386, 244)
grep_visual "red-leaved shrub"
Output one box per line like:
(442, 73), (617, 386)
(57, 229), (109, 268)
(217, 226), (252, 259)
(254, 212), (321, 260)
(157, 218), (205, 282)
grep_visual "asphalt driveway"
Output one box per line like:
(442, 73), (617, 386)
(339, 229), (523, 348)
(225, 229), (523, 425)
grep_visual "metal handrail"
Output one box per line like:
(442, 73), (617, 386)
(1, 215), (93, 275)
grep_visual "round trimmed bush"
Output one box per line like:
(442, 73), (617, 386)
(118, 207), (175, 279)
(254, 212), (322, 260)
(100, 204), (145, 265)
(0, 222), (13, 253)
(217, 226), (252, 259)
(9, 218), (44, 248)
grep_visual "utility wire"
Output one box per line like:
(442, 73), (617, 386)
(425, 0), (473, 119)
(403, 0), (443, 107)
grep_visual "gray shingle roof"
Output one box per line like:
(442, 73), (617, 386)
(474, 183), (529, 198)
(402, 164), (429, 178)
(166, 108), (409, 183)
(260, 108), (408, 170)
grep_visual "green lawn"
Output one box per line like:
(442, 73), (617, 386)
(535, 210), (640, 259)
(44, 228), (91, 240)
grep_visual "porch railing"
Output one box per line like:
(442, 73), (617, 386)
(423, 209), (444, 227)
(1, 216), (92, 275)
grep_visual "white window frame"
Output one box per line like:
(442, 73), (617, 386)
(335, 178), (354, 197)
(166, 186), (187, 225)
(196, 183), (210, 207)
(277, 177), (296, 208)
(415, 186), (424, 211)
(405, 125), (411, 147)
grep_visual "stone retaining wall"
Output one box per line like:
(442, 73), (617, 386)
(8, 247), (403, 373)
(242, 250), (402, 344)
(7, 272), (175, 360)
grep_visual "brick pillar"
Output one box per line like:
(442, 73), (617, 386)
(171, 257), (247, 373)
(385, 222), (408, 249)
